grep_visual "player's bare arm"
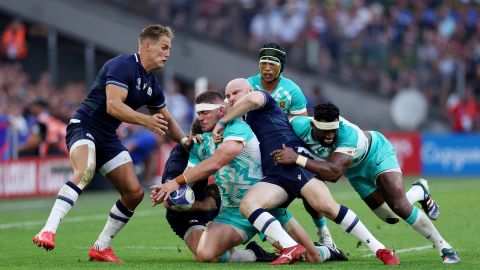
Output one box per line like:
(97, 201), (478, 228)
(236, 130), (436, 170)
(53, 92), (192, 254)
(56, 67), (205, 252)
(106, 84), (168, 135)
(212, 91), (265, 143)
(150, 106), (190, 147)
(151, 140), (244, 204)
(271, 145), (352, 182)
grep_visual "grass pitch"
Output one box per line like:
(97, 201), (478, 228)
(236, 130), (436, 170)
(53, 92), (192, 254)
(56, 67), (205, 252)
(1, 178), (477, 269)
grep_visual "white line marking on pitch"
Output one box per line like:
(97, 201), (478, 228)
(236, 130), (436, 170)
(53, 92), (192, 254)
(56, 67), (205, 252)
(73, 246), (183, 250)
(0, 210), (158, 230)
(364, 245), (433, 257)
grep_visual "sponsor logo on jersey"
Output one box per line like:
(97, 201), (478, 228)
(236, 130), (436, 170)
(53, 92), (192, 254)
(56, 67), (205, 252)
(136, 78), (141, 90)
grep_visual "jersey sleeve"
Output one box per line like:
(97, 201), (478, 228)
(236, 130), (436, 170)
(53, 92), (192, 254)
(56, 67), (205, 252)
(223, 120), (253, 146)
(105, 58), (134, 90)
(147, 79), (166, 110)
(289, 85), (307, 115)
(257, 91), (273, 111)
(334, 123), (358, 156)
(289, 116), (311, 140)
(187, 143), (202, 167)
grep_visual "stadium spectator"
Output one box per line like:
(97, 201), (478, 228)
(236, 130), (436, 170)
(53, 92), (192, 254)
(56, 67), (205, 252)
(32, 24), (192, 263)
(122, 125), (160, 185)
(165, 80), (193, 133)
(1, 18), (28, 66)
(103, 0), (480, 128)
(446, 87), (480, 132)
(28, 98), (67, 156)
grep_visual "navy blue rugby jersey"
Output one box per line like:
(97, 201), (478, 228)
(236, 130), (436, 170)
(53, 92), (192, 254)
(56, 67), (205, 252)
(74, 53), (166, 133)
(162, 144), (210, 202)
(245, 92), (305, 172)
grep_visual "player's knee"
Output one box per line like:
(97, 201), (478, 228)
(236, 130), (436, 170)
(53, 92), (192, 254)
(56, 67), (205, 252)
(72, 163), (95, 187)
(123, 188), (144, 207)
(239, 198), (257, 217)
(195, 249), (216, 262)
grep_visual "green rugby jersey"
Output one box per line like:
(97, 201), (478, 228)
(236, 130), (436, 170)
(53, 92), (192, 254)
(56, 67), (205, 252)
(289, 116), (369, 167)
(247, 74), (307, 116)
(188, 119), (263, 207)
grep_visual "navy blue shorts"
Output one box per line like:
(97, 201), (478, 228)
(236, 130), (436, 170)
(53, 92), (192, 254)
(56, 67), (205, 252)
(66, 122), (129, 175)
(261, 146), (316, 208)
(166, 206), (220, 240)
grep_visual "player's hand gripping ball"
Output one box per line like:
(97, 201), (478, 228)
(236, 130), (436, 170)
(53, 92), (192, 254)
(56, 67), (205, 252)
(167, 184), (195, 211)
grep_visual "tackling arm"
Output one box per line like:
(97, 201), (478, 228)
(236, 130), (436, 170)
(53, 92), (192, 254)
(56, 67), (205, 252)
(304, 152), (352, 182)
(272, 146), (352, 182)
(220, 91), (265, 123)
(180, 140), (244, 184)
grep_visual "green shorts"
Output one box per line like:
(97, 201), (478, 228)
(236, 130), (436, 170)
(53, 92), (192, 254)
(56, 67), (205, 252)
(345, 131), (401, 199)
(214, 207), (292, 243)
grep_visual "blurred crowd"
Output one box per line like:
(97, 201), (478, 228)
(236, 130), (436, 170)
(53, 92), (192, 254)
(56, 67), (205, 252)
(3, 0), (480, 162)
(106, 0), (480, 131)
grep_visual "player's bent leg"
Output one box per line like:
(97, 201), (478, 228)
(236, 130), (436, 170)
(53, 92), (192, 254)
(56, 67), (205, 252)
(184, 226), (206, 256)
(90, 158), (140, 262)
(410, 178), (440, 220)
(301, 179), (399, 265)
(303, 198), (337, 248)
(33, 141), (96, 251)
(377, 172), (459, 263)
(195, 222), (247, 263)
(282, 216), (321, 262)
(363, 190), (400, 224)
(240, 182), (305, 265)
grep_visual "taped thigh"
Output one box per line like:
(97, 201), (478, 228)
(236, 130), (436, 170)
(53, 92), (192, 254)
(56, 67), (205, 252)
(373, 202), (400, 224)
(99, 151), (133, 176)
(70, 139), (96, 189)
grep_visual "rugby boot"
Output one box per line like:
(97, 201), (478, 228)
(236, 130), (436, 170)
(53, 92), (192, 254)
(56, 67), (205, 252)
(33, 231), (55, 251)
(376, 248), (400, 265)
(441, 248), (460, 264)
(413, 178), (440, 220)
(246, 241), (278, 262)
(269, 243), (306, 265)
(88, 246), (124, 263)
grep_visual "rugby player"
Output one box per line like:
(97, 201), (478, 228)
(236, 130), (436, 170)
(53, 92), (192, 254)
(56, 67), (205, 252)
(211, 78), (399, 265)
(272, 102), (460, 264)
(248, 43), (334, 247)
(33, 25), (191, 262)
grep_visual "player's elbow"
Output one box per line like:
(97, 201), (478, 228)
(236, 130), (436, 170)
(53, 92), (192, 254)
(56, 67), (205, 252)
(324, 168), (343, 182)
(106, 100), (119, 116)
(245, 92), (264, 108)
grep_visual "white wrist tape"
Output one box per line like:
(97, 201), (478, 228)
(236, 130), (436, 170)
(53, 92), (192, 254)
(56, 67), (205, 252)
(180, 137), (188, 147)
(296, 155), (308, 167)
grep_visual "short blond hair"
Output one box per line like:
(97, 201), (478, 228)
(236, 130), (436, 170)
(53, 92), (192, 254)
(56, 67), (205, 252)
(139, 24), (173, 42)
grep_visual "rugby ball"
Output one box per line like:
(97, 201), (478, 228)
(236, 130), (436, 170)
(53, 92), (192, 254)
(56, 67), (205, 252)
(167, 184), (195, 211)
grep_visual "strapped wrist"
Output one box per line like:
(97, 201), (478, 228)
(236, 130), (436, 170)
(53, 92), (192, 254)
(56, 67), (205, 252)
(180, 136), (188, 147)
(296, 155), (308, 167)
(217, 120), (227, 127)
(175, 174), (187, 185)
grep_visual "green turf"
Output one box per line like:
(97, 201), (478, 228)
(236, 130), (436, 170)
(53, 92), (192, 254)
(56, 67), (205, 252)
(0, 178), (477, 269)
